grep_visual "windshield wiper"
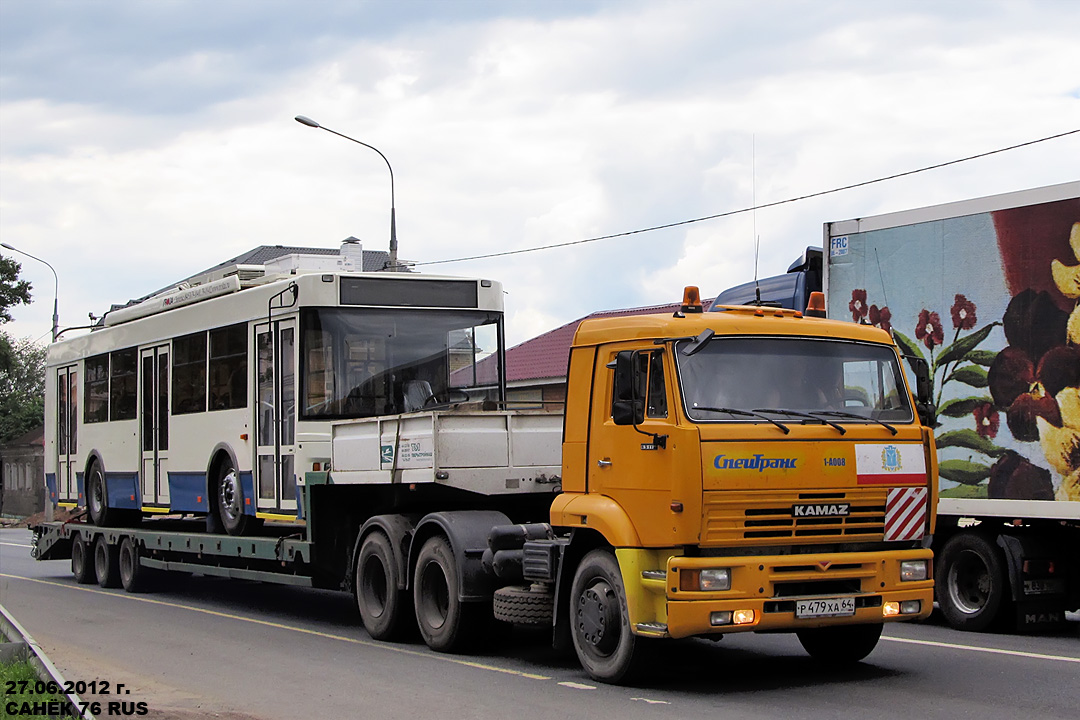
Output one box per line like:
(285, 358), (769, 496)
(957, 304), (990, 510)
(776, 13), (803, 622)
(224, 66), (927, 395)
(690, 406), (790, 434)
(809, 410), (898, 436)
(752, 408), (846, 435)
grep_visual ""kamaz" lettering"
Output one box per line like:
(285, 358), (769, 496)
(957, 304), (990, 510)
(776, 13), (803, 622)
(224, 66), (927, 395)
(714, 454), (797, 471)
(792, 504), (850, 517)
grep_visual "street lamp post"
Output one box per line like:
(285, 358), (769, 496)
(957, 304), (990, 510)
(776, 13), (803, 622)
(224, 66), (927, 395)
(295, 115), (401, 271)
(1, 243), (59, 342)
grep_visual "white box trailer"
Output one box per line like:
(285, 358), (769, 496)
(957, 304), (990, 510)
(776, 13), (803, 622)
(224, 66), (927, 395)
(824, 181), (1080, 630)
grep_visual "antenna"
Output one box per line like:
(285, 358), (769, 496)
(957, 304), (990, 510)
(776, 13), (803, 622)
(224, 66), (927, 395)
(753, 135), (762, 305)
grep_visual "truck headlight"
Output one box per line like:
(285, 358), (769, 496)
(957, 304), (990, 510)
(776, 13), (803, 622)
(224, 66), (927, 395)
(900, 560), (928, 582)
(681, 568), (732, 591)
(699, 568), (732, 591)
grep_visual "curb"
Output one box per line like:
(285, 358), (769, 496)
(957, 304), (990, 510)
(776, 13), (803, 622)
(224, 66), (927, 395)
(0, 603), (93, 719)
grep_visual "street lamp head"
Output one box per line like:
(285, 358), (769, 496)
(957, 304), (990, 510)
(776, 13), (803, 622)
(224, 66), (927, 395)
(1, 243), (15, 251)
(295, 115), (321, 129)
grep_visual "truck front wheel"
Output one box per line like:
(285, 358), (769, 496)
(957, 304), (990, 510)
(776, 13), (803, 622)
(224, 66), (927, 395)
(938, 532), (1007, 631)
(796, 623), (882, 663)
(357, 531), (412, 641)
(216, 461), (254, 537)
(570, 549), (648, 684)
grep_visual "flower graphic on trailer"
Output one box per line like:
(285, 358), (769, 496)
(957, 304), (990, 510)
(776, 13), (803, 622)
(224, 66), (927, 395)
(869, 304), (892, 332)
(973, 402), (999, 439)
(849, 289), (869, 322)
(950, 294), (977, 331)
(915, 309), (944, 349)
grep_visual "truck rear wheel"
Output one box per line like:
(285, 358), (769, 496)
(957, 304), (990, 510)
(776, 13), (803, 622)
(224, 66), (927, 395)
(570, 549), (649, 684)
(938, 532), (1007, 631)
(413, 535), (485, 652)
(796, 623), (882, 663)
(71, 533), (96, 584)
(357, 531), (412, 640)
(94, 535), (121, 589)
(119, 536), (147, 593)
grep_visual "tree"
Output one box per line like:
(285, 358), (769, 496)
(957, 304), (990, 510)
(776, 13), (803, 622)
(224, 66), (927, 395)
(0, 332), (46, 442)
(0, 255), (33, 323)
(0, 253), (42, 442)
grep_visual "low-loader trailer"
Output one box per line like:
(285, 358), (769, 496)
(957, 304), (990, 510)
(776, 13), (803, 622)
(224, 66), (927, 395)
(33, 254), (937, 683)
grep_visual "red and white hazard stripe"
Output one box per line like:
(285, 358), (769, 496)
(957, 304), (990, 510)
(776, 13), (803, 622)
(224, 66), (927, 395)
(884, 487), (928, 542)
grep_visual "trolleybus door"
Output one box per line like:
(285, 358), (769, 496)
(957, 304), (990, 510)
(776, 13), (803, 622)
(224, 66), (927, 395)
(140, 346), (170, 506)
(255, 319), (298, 514)
(55, 366), (78, 503)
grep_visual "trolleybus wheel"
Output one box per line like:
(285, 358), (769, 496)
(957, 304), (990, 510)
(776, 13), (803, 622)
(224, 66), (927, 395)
(86, 462), (117, 527)
(569, 549), (649, 684)
(357, 531), (413, 640)
(796, 623), (882, 664)
(216, 461), (253, 536)
(94, 535), (121, 589)
(119, 536), (147, 593)
(71, 533), (96, 584)
(413, 535), (485, 652)
(937, 532), (1008, 631)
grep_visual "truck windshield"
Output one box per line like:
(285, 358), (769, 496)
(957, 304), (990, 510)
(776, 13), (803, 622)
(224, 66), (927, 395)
(301, 308), (502, 419)
(676, 336), (913, 424)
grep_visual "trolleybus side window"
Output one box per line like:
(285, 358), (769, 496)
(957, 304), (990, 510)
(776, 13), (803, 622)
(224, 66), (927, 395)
(209, 323), (248, 410)
(172, 331), (208, 415)
(84, 354), (109, 423)
(109, 348), (138, 421)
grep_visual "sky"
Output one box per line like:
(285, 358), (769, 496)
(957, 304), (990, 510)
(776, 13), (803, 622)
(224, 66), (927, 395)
(1, 0), (1078, 348)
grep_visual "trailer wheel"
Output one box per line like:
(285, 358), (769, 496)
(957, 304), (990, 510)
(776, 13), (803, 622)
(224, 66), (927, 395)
(94, 535), (121, 589)
(357, 531), (412, 640)
(71, 533), (96, 584)
(796, 623), (882, 664)
(413, 535), (484, 652)
(216, 461), (253, 536)
(938, 532), (1007, 631)
(493, 584), (554, 626)
(119, 537), (147, 593)
(570, 549), (649, 684)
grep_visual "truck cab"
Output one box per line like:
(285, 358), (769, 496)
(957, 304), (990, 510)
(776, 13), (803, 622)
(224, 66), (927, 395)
(547, 291), (936, 681)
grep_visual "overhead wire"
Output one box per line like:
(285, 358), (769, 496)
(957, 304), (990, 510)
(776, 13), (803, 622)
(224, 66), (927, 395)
(413, 127), (1080, 267)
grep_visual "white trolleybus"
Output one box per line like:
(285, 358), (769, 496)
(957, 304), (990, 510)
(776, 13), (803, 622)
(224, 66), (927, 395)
(45, 246), (509, 537)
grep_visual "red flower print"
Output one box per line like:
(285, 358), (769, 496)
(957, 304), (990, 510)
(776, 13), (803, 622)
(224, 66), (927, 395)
(849, 289), (868, 322)
(868, 304), (892, 333)
(950, 294), (977, 330)
(973, 402), (999, 438)
(915, 309), (944, 349)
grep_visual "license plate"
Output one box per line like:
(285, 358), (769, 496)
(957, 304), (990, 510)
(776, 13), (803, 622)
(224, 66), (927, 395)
(796, 597), (856, 619)
(1023, 579), (1065, 596)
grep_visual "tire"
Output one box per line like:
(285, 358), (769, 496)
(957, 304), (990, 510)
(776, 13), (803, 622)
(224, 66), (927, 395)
(357, 531), (413, 641)
(493, 584), (554, 626)
(119, 537), (148, 593)
(413, 535), (485, 652)
(216, 460), (253, 536)
(86, 463), (117, 527)
(71, 533), (96, 584)
(94, 535), (121, 589)
(796, 623), (883, 664)
(570, 549), (650, 684)
(937, 532), (1008, 631)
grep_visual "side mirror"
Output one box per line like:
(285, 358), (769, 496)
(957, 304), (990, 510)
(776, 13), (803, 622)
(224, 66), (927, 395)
(611, 350), (643, 426)
(907, 356), (934, 426)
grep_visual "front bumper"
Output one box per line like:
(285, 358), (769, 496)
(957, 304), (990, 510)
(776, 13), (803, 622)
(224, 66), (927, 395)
(617, 547), (934, 639)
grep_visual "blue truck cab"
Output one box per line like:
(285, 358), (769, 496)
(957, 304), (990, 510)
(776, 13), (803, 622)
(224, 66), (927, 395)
(709, 246), (822, 311)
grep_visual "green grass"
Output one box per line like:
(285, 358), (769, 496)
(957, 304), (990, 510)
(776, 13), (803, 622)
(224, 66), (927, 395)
(939, 483), (988, 499)
(1, 658), (70, 719)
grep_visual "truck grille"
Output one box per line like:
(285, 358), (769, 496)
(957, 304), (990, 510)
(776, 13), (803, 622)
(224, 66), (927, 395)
(702, 489), (886, 545)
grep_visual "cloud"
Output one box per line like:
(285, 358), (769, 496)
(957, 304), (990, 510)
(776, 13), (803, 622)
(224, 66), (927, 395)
(1, 0), (1078, 347)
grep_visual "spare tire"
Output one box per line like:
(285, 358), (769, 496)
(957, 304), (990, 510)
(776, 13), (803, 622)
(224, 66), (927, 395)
(493, 584), (554, 626)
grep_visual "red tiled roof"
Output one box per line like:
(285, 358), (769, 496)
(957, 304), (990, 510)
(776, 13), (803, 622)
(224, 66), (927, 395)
(504, 298), (713, 382)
